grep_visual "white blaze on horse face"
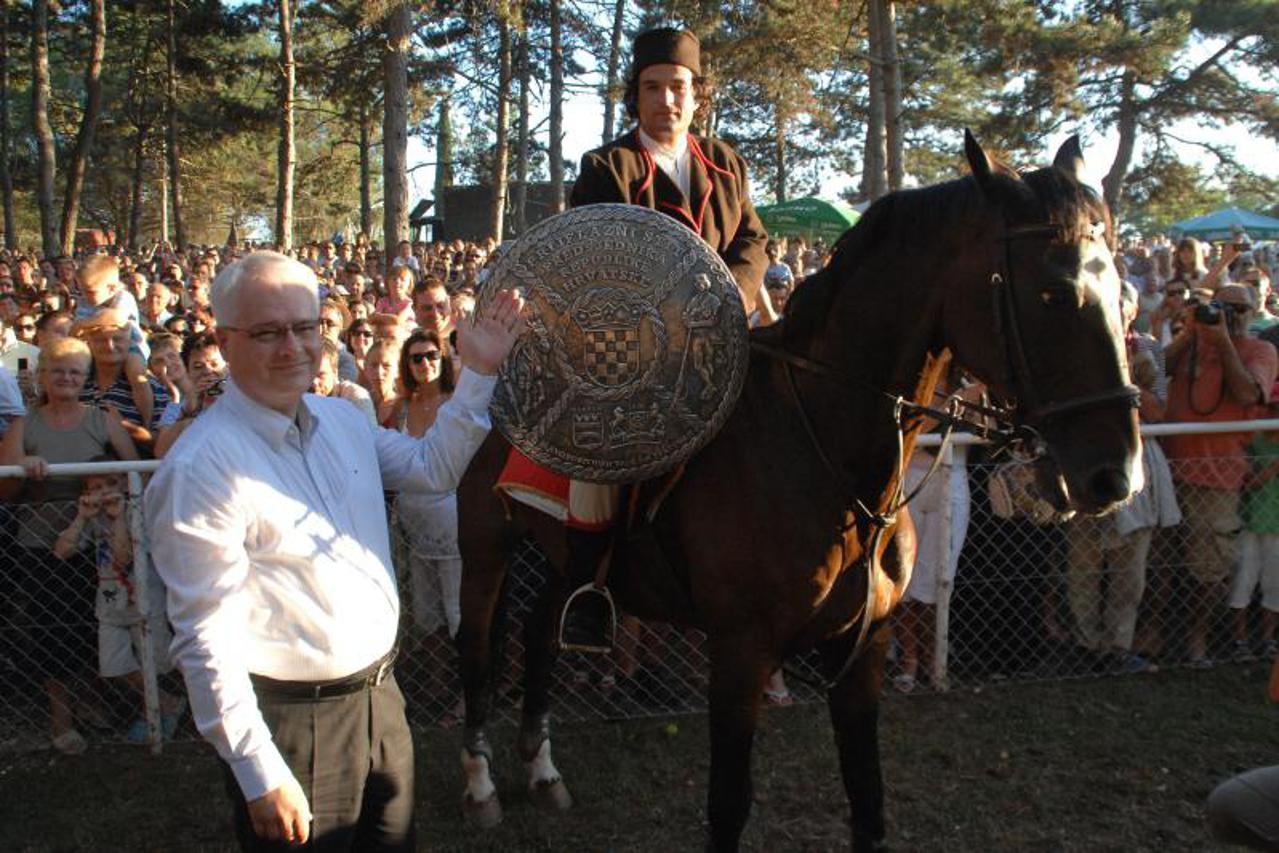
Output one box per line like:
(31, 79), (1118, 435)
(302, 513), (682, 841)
(524, 738), (563, 789)
(462, 749), (497, 803)
(1080, 233), (1144, 497)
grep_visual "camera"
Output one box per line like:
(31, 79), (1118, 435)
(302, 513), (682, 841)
(1195, 300), (1222, 324)
(205, 377), (227, 398)
(1193, 299), (1240, 325)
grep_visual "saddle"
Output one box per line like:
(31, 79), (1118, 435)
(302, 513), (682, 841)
(496, 447), (696, 650)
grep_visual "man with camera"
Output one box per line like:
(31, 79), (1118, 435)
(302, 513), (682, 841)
(1163, 283), (1278, 665)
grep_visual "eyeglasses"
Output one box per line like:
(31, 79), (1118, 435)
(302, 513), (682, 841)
(222, 320), (320, 345)
(410, 350), (442, 365)
(1167, 290), (1186, 298)
(349, 329), (372, 339)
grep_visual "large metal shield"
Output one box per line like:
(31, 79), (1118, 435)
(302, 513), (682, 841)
(476, 204), (749, 483)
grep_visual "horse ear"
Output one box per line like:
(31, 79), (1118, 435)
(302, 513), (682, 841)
(964, 129), (994, 188)
(1052, 135), (1086, 182)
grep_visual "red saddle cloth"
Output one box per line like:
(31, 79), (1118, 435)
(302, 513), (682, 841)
(496, 447), (570, 522)
(495, 447), (685, 530)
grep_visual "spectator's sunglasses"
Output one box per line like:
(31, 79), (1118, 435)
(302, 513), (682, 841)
(409, 350), (441, 365)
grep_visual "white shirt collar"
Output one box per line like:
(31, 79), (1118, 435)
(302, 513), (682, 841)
(221, 378), (320, 451)
(638, 129), (691, 198)
(638, 127), (688, 161)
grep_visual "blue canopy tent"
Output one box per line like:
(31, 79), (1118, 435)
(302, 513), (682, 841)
(1169, 207), (1279, 242)
(755, 196), (860, 244)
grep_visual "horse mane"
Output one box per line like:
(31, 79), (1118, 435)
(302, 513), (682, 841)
(775, 159), (1108, 347)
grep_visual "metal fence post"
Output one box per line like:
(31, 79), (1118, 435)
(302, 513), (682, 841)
(932, 443), (954, 690)
(128, 470), (163, 755)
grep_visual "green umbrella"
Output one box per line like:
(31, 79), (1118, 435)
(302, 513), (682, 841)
(1170, 206), (1279, 241)
(755, 196), (860, 244)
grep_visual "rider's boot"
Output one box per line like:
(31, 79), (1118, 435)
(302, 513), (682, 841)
(558, 527), (617, 654)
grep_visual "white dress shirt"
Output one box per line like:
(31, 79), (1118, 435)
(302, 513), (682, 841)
(145, 369), (495, 799)
(639, 128), (690, 199)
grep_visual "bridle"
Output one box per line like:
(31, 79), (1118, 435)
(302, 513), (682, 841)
(994, 223), (1140, 428)
(756, 218), (1139, 690)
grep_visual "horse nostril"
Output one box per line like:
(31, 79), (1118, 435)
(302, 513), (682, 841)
(1087, 467), (1130, 506)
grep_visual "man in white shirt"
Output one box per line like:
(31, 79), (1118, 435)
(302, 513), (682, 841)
(145, 251), (523, 850)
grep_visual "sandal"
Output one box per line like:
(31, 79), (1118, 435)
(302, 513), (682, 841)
(52, 729), (87, 755)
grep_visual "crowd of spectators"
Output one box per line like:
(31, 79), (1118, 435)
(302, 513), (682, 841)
(0, 232), (506, 751)
(0, 224), (1276, 751)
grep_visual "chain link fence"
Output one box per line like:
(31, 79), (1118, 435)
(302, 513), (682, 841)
(3, 437), (1277, 753)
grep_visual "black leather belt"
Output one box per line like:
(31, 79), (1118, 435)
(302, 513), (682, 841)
(250, 647), (397, 700)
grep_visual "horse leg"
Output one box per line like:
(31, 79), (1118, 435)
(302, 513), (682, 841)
(705, 638), (771, 852)
(820, 621), (892, 852)
(456, 545), (510, 828)
(518, 574), (573, 811)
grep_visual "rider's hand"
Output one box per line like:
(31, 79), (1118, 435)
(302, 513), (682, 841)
(247, 778), (312, 845)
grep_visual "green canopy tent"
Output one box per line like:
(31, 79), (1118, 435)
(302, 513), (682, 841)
(1169, 207), (1279, 242)
(755, 196), (860, 244)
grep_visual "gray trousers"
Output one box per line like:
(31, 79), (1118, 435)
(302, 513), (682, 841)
(1208, 765), (1279, 850)
(223, 673), (416, 852)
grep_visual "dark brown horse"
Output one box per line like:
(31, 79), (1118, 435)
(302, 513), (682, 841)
(454, 132), (1141, 851)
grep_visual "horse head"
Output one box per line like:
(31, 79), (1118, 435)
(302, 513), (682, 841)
(950, 131), (1141, 515)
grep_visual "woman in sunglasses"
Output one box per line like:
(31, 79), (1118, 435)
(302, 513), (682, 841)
(391, 328), (465, 726)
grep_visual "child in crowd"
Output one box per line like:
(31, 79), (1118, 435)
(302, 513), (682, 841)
(1233, 382), (1279, 658)
(51, 466), (185, 742)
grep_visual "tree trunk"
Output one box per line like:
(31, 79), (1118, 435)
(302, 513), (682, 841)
(358, 101), (372, 239)
(166, 0), (185, 249)
(275, 0), (295, 251)
(860, 0), (887, 201)
(127, 126), (148, 250)
(382, 2), (411, 254)
(1102, 70), (1138, 219)
(513, 26), (529, 235)
(1, 2), (16, 250)
(32, 0), (58, 258)
(490, 9), (511, 241)
(601, 0), (625, 144)
(548, 0), (564, 214)
(773, 100), (787, 203)
(433, 95), (453, 237)
(59, 0), (106, 256)
(880, 0), (903, 191)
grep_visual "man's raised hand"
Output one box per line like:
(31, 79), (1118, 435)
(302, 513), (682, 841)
(457, 288), (526, 376)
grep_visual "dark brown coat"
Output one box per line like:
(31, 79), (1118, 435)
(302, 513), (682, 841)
(570, 129), (769, 312)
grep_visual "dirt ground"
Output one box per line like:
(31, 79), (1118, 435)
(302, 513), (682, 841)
(1, 661), (1273, 852)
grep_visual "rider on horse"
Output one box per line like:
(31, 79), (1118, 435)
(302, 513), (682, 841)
(558, 26), (770, 651)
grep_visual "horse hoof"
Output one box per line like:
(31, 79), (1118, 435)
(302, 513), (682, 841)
(529, 778), (573, 811)
(463, 792), (503, 829)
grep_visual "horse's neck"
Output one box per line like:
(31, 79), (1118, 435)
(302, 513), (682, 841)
(769, 261), (949, 501)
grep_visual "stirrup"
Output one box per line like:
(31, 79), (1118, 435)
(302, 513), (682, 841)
(557, 583), (617, 654)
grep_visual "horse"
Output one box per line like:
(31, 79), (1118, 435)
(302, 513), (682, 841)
(452, 131), (1141, 851)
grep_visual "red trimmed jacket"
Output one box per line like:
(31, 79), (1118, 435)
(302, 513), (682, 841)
(569, 129), (769, 313)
